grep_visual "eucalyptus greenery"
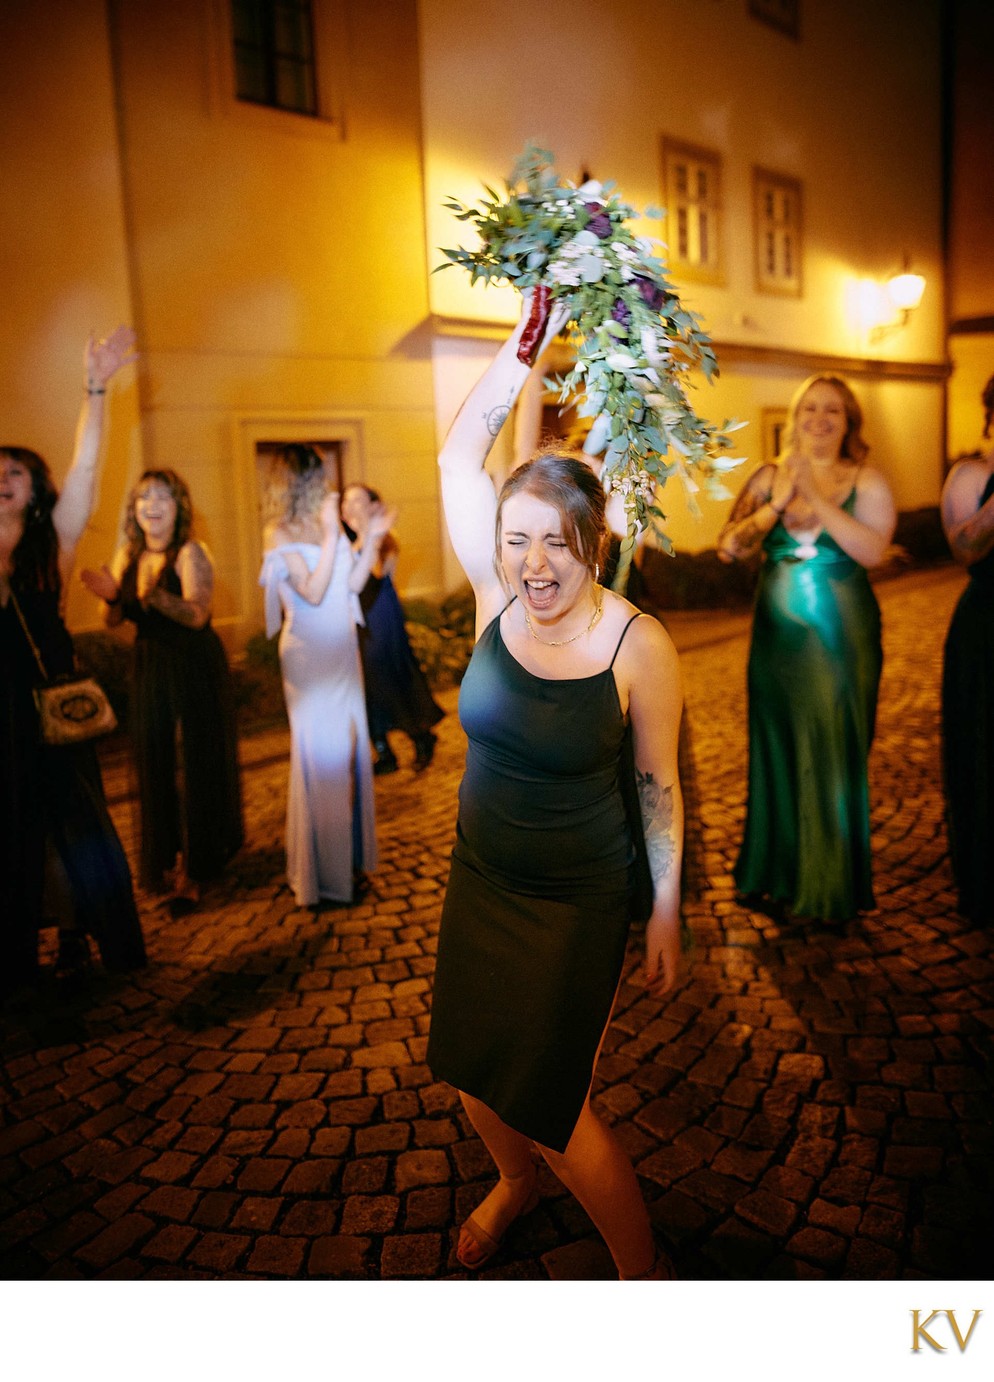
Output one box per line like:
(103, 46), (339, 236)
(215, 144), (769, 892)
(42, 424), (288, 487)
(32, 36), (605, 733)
(439, 145), (745, 587)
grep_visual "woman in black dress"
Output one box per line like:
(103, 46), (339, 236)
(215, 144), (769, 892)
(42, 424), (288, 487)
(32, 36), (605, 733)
(940, 372), (994, 924)
(426, 297), (684, 1278)
(1, 327), (145, 994)
(340, 483), (443, 774)
(82, 470), (243, 912)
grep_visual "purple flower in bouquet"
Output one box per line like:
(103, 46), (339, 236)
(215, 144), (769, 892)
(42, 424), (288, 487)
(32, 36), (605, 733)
(611, 297), (632, 329)
(438, 144), (744, 582)
(634, 275), (666, 311)
(584, 203), (614, 239)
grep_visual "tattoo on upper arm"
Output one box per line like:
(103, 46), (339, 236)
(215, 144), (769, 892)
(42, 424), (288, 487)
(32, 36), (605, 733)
(636, 768), (676, 882)
(958, 500), (994, 557)
(155, 544), (213, 627)
(182, 542), (214, 607)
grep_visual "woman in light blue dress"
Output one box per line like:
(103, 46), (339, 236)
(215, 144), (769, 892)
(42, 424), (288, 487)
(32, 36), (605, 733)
(259, 445), (392, 906)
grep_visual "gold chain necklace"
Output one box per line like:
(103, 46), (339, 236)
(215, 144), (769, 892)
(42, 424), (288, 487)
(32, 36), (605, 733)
(523, 592), (603, 647)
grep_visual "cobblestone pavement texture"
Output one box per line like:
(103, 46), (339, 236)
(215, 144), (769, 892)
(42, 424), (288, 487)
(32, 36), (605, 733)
(1, 565), (991, 1282)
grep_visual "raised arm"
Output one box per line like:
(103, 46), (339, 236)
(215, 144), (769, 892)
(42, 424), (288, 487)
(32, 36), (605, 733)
(717, 463), (789, 563)
(438, 295), (569, 603)
(377, 531), (399, 580)
(347, 502), (397, 594)
(622, 617), (685, 997)
(271, 491), (344, 605)
(346, 511), (399, 582)
(941, 459), (994, 567)
(53, 327), (138, 560)
(143, 540), (215, 629)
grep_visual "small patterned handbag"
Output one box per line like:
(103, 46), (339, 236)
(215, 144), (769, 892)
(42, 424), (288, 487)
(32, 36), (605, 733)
(10, 590), (118, 746)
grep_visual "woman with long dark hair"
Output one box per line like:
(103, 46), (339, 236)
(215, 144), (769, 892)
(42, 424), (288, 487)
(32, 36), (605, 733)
(82, 469), (243, 912)
(1, 327), (145, 994)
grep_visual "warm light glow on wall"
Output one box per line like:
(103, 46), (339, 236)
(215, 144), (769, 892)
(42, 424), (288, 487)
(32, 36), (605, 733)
(846, 278), (888, 334)
(886, 271), (926, 313)
(844, 268), (926, 343)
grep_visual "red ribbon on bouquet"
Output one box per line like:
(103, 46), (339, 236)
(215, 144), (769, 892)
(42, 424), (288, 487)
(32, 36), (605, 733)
(516, 284), (553, 366)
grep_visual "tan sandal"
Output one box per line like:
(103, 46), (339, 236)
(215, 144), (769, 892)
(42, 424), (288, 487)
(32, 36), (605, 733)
(456, 1170), (540, 1270)
(621, 1249), (678, 1280)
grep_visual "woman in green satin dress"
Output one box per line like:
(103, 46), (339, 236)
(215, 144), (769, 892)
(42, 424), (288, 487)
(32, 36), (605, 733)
(718, 376), (897, 922)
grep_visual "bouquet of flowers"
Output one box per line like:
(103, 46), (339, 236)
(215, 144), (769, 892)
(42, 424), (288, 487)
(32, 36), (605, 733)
(438, 144), (745, 587)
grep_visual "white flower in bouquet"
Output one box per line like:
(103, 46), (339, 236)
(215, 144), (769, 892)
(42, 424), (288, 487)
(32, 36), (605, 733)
(438, 144), (744, 586)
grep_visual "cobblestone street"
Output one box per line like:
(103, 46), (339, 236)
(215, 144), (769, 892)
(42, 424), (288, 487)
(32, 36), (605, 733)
(1, 564), (991, 1281)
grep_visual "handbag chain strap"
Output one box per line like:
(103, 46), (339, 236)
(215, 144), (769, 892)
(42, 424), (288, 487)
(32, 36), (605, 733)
(7, 588), (52, 682)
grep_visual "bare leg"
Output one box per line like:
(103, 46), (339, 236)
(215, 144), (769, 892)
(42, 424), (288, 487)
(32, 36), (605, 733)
(456, 1091), (539, 1264)
(534, 971), (662, 1278)
(537, 1098), (658, 1278)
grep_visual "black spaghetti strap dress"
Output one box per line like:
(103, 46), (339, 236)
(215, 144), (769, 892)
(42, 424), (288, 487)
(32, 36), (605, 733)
(427, 607), (651, 1153)
(119, 554), (243, 889)
(942, 471), (994, 923)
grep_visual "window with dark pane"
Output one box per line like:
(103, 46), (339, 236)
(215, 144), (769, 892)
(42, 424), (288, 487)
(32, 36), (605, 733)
(232, 0), (317, 115)
(753, 168), (802, 296)
(662, 139), (723, 281)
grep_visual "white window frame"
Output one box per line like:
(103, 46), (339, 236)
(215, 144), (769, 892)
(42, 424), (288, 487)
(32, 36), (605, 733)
(754, 167), (803, 297)
(661, 137), (724, 286)
(207, 0), (348, 140)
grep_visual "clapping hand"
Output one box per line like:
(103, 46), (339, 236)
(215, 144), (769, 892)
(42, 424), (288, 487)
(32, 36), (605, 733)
(769, 458), (796, 513)
(784, 449), (820, 503)
(80, 564), (120, 603)
(86, 326), (138, 391)
(367, 501), (398, 542)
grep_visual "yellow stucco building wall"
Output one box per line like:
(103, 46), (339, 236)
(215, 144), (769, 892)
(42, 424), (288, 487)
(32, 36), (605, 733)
(2, 0), (952, 640)
(419, 0), (948, 557)
(2, 0), (438, 643)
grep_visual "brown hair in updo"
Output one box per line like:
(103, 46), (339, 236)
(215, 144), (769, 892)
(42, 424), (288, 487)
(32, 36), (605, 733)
(494, 451), (608, 584)
(261, 444), (329, 533)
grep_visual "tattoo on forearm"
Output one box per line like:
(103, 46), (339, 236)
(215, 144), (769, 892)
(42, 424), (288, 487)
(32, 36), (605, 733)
(149, 588), (204, 627)
(731, 512), (769, 553)
(720, 484), (773, 557)
(485, 404), (510, 437)
(636, 769), (676, 882)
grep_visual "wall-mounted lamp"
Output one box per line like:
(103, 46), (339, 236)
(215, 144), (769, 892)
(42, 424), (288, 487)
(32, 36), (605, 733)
(869, 263), (926, 341)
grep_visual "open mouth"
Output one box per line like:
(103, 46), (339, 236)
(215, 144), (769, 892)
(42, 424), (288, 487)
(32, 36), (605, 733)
(524, 579), (559, 610)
